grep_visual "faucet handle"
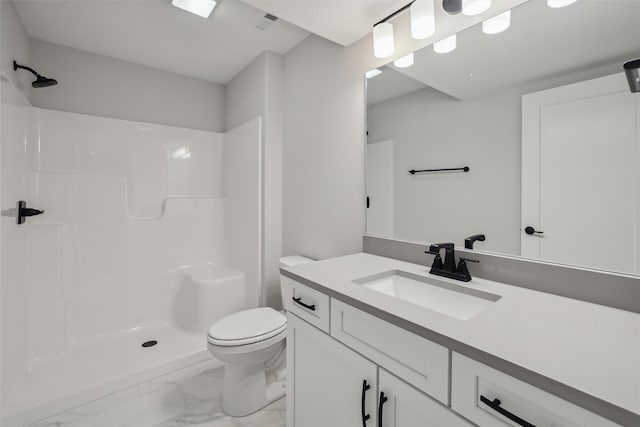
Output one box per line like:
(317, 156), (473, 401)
(456, 258), (478, 282)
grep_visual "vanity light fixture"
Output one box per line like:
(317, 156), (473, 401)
(365, 68), (383, 79)
(482, 10), (511, 34)
(171, 0), (217, 18)
(373, 22), (395, 58)
(443, 0), (462, 15)
(394, 53), (415, 68)
(547, 0), (578, 8)
(462, 0), (492, 16)
(434, 34), (457, 53)
(410, 0), (436, 39)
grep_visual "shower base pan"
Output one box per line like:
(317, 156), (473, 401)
(1, 323), (217, 426)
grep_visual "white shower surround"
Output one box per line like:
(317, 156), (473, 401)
(0, 80), (263, 425)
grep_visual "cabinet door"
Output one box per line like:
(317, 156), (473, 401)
(287, 313), (377, 427)
(379, 369), (472, 427)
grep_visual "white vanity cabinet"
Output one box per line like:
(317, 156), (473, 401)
(283, 275), (625, 427)
(286, 313), (378, 427)
(378, 369), (471, 427)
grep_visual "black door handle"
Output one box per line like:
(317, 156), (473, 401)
(292, 296), (316, 311)
(480, 395), (536, 427)
(377, 391), (388, 427)
(361, 379), (371, 426)
(524, 226), (543, 235)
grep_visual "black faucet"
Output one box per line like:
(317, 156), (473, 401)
(464, 234), (486, 250)
(425, 242), (478, 282)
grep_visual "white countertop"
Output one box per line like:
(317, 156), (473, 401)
(283, 253), (640, 417)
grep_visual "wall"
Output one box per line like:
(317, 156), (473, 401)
(29, 39), (225, 132)
(225, 51), (284, 308)
(0, 0), (31, 100)
(281, 2), (524, 260)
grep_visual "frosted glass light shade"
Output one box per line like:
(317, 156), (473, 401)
(462, 0), (492, 16)
(394, 53), (414, 68)
(434, 34), (457, 54)
(172, 0), (217, 18)
(547, 0), (578, 8)
(482, 10), (511, 34)
(365, 69), (383, 79)
(373, 22), (395, 58)
(411, 0), (436, 40)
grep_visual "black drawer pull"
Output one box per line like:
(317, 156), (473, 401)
(378, 391), (388, 427)
(480, 395), (536, 427)
(292, 296), (316, 311)
(361, 379), (371, 426)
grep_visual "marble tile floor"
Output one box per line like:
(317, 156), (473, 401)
(28, 360), (285, 427)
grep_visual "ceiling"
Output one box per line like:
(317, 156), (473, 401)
(367, 66), (426, 105)
(373, 0), (640, 101)
(242, 0), (411, 46)
(13, 0), (310, 84)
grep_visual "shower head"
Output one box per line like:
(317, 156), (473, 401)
(32, 75), (58, 88)
(13, 60), (58, 88)
(624, 59), (640, 93)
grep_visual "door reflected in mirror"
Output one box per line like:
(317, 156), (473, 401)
(365, 0), (640, 275)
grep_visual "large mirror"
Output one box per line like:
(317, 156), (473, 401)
(365, 0), (640, 275)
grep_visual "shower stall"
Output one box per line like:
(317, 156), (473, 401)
(0, 78), (263, 425)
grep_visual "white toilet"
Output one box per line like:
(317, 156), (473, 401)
(207, 255), (314, 416)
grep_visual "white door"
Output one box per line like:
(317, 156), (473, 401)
(522, 73), (640, 274)
(378, 369), (471, 427)
(287, 313), (378, 427)
(366, 140), (395, 236)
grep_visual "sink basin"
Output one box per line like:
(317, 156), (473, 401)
(353, 270), (501, 320)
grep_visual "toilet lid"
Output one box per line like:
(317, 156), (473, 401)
(208, 307), (286, 346)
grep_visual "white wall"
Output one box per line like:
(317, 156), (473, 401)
(29, 39), (225, 132)
(1, 0), (31, 100)
(225, 51), (284, 308)
(282, 35), (366, 260)
(280, 3), (524, 260)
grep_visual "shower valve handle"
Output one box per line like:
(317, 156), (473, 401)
(17, 200), (44, 224)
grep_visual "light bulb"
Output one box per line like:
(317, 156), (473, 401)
(547, 0), (578, 8)
(462, 0), (492, 16)
(394, 53), (414, 68)
(434, 34), (457, 54)
(410, 0), (436, 40)
(373, 22), (394, 58)
(482, 10), (511, 34)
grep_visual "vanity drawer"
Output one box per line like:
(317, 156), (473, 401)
(281, 276), (330, 333)
(330, 299), (449, 404)
(451, 352), (621, 427)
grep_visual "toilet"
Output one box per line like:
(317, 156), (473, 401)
(207, 255), (314, 416)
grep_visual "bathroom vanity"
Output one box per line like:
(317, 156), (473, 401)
(281, 253), (640, 427)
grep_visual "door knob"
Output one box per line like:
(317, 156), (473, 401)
(524, 226), (543, 235)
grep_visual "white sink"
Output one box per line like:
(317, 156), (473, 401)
(353, 270), (501, 320)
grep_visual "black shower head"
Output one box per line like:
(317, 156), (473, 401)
(13, 60), (58, 88)
(32, 75), (58, 88)
(624, 59), (640, 93)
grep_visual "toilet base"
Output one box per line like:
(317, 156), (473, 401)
(221, 363), (286, 417)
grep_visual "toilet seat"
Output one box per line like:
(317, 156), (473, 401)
(208, 307), (286, 347)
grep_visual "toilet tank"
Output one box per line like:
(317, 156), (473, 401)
(279, 256), (314, 308)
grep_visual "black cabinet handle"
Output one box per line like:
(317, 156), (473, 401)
(378, 391), (388, 427)
(361, 380), (371, 426)
(524, 226), (543, 235)
(292, 296), (316, 311)
(480, 395), (536, 427)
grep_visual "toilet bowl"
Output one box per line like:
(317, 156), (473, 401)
(207, 255), (314, 416)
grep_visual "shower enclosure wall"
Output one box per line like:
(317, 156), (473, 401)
(1, 78), (262, 425)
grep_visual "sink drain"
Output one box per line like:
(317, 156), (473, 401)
(141, 340), (158, 348)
